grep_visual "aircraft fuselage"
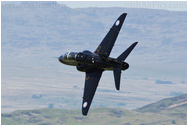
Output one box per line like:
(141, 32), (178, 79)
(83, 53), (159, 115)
(57, 13), (138, 116)
(58, 50), (129, 72)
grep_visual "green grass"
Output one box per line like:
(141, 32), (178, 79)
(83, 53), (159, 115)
(135, 94), (187, 113)
(1, 107), (186, 125)
(2, 94), (187, 125)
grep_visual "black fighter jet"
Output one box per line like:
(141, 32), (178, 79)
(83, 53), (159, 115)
(58, 13), (138, 116)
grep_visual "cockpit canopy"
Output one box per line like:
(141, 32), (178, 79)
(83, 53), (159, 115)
(63, 51), (78, 60)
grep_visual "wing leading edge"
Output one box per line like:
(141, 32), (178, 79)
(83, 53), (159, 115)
(82, 69), (103, 116)
(94, 13), (127, 57)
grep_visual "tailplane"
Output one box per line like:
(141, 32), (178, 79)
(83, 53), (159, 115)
(113, 67), (122, 90)
(113, 42), (138, 90)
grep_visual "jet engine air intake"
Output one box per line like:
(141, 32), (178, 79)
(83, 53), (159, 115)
(76, 53), (86, 61)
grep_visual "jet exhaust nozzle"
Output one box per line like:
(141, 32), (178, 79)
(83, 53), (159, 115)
(122, 62), (129, 71)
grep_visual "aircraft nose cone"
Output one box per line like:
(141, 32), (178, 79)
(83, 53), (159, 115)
(58, 55), (63, 62)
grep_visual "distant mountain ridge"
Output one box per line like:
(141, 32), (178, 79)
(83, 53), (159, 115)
(2, 94), (187, 125)
(2, 1), (186, 78)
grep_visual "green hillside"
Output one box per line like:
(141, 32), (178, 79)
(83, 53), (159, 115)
(135, 94), (187, 113)
(2, 94), (187, 125)
(0, 108), (182, 125)
(135, 94), (187, 125)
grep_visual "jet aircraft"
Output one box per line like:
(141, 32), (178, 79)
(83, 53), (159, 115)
(58, 13), (138, 116)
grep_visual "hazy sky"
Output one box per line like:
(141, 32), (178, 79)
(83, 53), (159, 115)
(58, 1), (187, 11)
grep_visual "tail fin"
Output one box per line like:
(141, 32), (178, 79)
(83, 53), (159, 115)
(117, 42), (138, 61)
(113, 42), (138, 90)
(113, 67), (122, 90)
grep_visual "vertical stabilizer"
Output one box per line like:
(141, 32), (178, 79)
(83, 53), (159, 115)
(117, 42), (138, 61)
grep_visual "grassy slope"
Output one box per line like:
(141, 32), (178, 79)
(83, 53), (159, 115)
(2, 94), (187, 125)
(135, 94), (187, 125)
(1, 108), (176, 125)
(135, 94), (187, 113)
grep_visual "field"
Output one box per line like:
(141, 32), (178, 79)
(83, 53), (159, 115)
(2, 94), (186, 125)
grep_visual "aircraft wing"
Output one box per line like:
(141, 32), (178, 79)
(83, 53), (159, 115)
(82, 70), (103, 116)
(94, 13), (127, 57)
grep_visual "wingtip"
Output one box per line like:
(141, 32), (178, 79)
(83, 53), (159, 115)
(134, 42), (138, 44)
(115, 84), (120, 90)
(82, 113), (87, 116)
(82, 101), (89, 116)
(82, 110), (88, 116)
(121, 13), (127, 17)
(116, 84), (120, 90)
(116, 87), (120, 91)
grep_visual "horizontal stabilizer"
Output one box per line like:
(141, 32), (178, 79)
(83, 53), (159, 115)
(117, 42), (138, 61)
(113, 67), (122, 90)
